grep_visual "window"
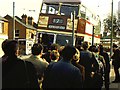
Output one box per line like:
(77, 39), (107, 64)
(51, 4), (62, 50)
(41, 3), (59, 14)
(0, 21), (3, 33)
(80, 5), (86, 19)
(41, 4), (47, 13)
(81, 12), (86, 19)
(31, 33), (34, 39)
(60, 5), (79, 17)
(15, 30), (19, 38)
(41, 3), (79, 17)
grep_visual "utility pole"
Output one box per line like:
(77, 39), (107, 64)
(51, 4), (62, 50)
(110, 0), (113, 56)
(13, 2), (15, 40)
(71, 11), (75, 46)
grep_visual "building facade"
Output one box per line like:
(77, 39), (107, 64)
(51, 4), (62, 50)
(0, 16), (8, 57)
(4, 14), (37, 55)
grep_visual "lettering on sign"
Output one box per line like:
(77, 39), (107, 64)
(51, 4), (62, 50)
(48, 25), (65, 30)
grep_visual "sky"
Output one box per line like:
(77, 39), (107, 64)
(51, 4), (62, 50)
(0, 0), (120, 23)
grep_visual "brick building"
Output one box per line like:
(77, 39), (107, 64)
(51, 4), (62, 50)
(4, 14), (37, 55)
(0, 16), (8, 57)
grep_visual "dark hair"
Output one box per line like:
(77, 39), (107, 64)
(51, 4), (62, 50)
(99, 44), (104, 52)
(61, 45), (77, 60)
(32, 43), (43, 55)
(2, 39), (10, 53)
(50, 44), (59, 51)
(88, 45), (96, 52)
(94, 47), (98, 53)
(113, 43), (118, 48)
(3, 40), (18, 56)
(82, 41), (89, 50)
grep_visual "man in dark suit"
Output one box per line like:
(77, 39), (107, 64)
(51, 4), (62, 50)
(2, 40), (39, 89)
(42, 45), (83, 88)
(111, 44), (120, 83)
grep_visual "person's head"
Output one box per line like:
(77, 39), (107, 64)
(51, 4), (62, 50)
(88, 45), (96, 52)
(61, 45), (77, 61)
(98, 44), (104, 52)
(113, 43), (118, 48)
(32, 43), (43, 56)
(50, 50), (60, 61)
(72, 48), (80, 63)
(2, 39), (10, 55)
(3, 40), (19, 56)
(93, 47), (99, 53)
(50, 43), (60, 51)
(113, 43), (118, 52)
(82, 41), (89, 50)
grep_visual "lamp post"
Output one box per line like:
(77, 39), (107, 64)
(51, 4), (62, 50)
(13, 2), (15, 40)
(110, 0), (113, 56)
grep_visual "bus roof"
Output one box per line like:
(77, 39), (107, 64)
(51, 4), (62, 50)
(43, 0), (81, 4)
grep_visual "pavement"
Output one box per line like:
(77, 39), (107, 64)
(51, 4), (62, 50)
(102, 62), (120, 90)
(19, 55), (120, 89)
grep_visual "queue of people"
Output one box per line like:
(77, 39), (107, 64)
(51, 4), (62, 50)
(1, 39), (120, 89)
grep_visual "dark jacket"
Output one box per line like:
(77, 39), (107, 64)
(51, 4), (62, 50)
(42, 59), (83, 88)
(79, 50), (93, 75)
(2, 55), (40, 89)
(99, 51), (110, 72)
(111, 49), (120, 67)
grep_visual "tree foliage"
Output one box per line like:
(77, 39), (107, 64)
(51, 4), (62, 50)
(103, 15), (118, 37)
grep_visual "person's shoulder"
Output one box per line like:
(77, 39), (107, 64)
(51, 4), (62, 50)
(38, 58), (49, 64)
(17, 58), (31, 64)
(17, 58), (34, 66)
(24, 60), (34, 66)
(117, 48), (120, 52)
(71, 63), (81, 71)
(16, 58), (24, 63)
(80, 50), (88, 55)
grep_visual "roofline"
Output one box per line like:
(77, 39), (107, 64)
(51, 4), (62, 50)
(43, 0), (81, 4)
(5, 15), (37, 30)
(0, 16), (8, 22)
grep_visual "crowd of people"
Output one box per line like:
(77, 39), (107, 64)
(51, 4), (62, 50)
(1, 39), (120, 89)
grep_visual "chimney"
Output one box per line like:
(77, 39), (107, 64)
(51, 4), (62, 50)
(28, 16), (33, 25)
(21, 14), (28, 24)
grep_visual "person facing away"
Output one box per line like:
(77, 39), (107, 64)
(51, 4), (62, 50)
(111, 43), (120, 83)
(42, 45), (83, 88)
(78, 41), (94, 88)
(24, 43), (49, 81)
(1, 39), (10, 61)
(98, 44), (110, 90)
(91, 46), (105, 89)
(2, 39), (39, 89)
